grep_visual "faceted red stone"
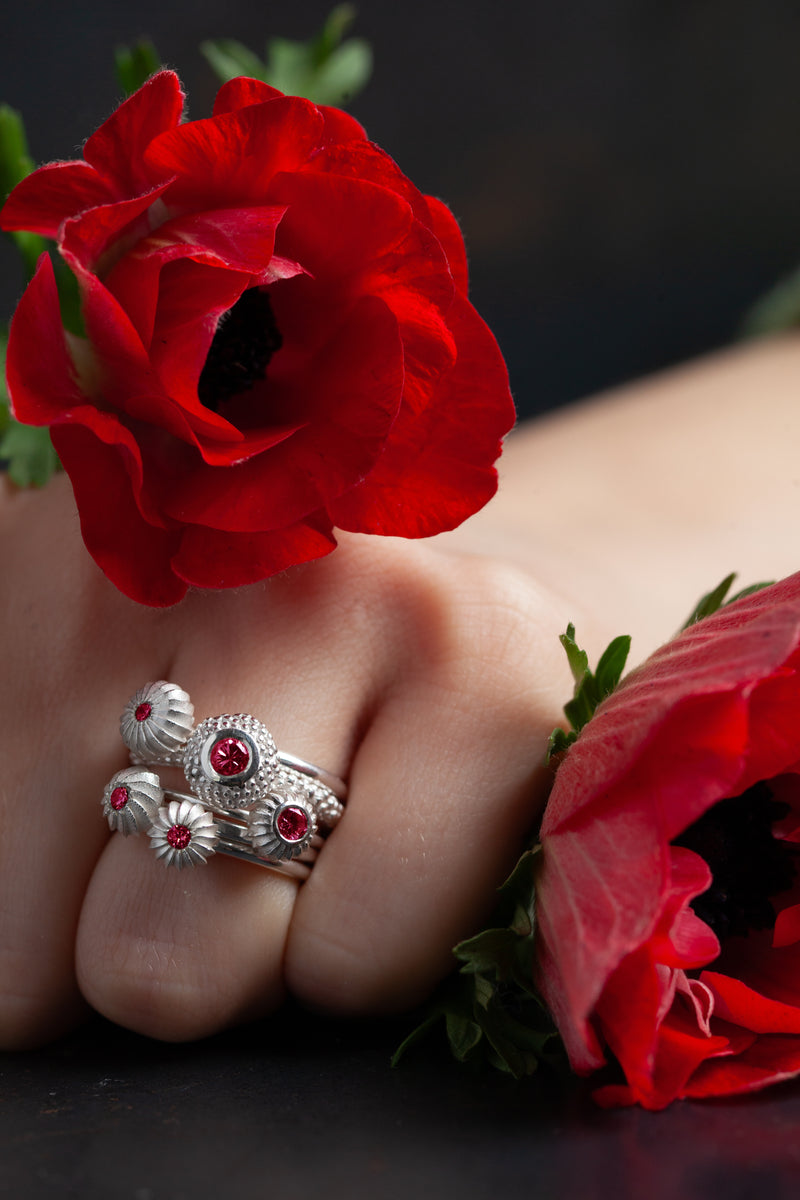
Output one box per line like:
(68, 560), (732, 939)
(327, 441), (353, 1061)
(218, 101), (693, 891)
(276, 805), (309, 842)
(135, 702), (152, 722)
(210, 736), (250, 777)
(167, 824), (191, 850)
(110, 786), (128, 811)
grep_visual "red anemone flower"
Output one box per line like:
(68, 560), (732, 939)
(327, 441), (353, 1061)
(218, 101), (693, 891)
(535, 573), (800, 1108)
(1, 72), (513, 604)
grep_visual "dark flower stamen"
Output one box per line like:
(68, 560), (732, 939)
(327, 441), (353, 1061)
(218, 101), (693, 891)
(674, 781), (797, 942)
(198, 287), (282, 411)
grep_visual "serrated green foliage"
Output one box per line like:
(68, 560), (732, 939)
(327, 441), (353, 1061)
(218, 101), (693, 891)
(115, 40), (161, 97)
(741, 266), (800, 338)
(0, 104), (47, 278)
(202, 5), (372, 107)
(545, 625), (631, 762)
(394, 848), (563, 1079)
(680, 573), (774, 631)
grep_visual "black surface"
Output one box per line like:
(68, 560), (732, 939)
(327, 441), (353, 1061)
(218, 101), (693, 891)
(3, 1009), (800, 1199)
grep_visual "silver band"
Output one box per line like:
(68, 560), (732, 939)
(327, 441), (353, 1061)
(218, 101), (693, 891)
(101, 681), (346, 877)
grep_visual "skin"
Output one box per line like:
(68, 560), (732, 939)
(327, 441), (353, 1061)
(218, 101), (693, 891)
(1, 333), (799, 1050)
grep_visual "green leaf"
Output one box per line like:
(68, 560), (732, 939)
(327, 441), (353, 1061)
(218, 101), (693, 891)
(202, 6), (372, 107)
(545, 626), (631, 763)
(0, 105), (47, 278)
(445, 1009), (484, 1060)
(114, 40), (161, 97)
(546, 725), (576, 760)
(681, 572), (736, 629)
(0, 419), (60, 487)
(742, 265), (800, 338)
(594, 634), (633, 698)
(394, 844), (560, 1079)
(680, 573), (774, 631)
(0, 322), (10, 413)
(301, 38), (372, 106)
(0, 103), (34, 196)
(559, 622), (588, 686)
(200, 38), (269, 84)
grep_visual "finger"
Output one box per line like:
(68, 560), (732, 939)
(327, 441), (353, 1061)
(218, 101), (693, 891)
(0, 479), (161, 1046)
(74, 543), (395, 1038)
(285, 559), (568, 1012)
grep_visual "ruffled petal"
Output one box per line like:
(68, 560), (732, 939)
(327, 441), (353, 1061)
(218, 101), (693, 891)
(157, 293), (403, 527)
(172, 514), (336, 590)
(330, 293), (513, 535)
(52, 411), (185, 607)
(0, 162), (113, 237)
(5, 254), (85, 423)
(83, 70), (185, 194)
(146, 96), (325, 209)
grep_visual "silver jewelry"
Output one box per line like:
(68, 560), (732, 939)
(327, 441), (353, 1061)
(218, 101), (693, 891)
(102, 681), (346, 876)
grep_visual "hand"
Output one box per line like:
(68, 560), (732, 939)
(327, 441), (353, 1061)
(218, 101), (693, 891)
(0, 472), (572, 1047)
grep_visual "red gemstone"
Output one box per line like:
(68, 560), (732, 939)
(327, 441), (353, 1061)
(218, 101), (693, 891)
(167, 824), (191, 850)
(276, 805), (309, 842)
(110, 786), (128, 811)
(210, 737), (250, 777)
(135, 702), (152, 722)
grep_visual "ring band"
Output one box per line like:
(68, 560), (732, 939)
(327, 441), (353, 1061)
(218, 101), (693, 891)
(101, 681), (346, 877)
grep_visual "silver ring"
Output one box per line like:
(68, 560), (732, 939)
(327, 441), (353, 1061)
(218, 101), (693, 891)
(101, 682), (346, 877)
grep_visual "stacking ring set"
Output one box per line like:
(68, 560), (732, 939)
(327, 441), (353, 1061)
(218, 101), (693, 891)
(101, 682), (346, 879)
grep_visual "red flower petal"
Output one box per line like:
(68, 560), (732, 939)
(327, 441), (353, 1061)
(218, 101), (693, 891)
(5, 254), (84, 423)
(172, 515), (336, 590)
(684, 1033), (800, 1098)
(83, 70), (185, 195)
(308, 140), (432, 224)
(212, 77), (285, 116)
(0, 162), (113, 237)
(71, 259), (239, 445)
(318, 105), (368, 145)
(330, 294), (514, 536)
(156, 293), (403, 528)
(146, 97), (325, 210)
(425, 195), (470, 296)
(596, 1004), (736, 1110)
(52, 412), (186, 607)
(774, 903), (800, 948)
(702, 971), (800, 1034)
(104, 206), (286, 351)
(536, 574), (800, 1099)
(60, 184), (172, 272)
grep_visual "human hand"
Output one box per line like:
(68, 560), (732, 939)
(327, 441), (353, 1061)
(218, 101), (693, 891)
(0, 472), (573, 1048)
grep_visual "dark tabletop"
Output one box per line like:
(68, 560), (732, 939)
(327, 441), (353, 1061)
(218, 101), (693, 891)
(3, 1006), (800, 1200)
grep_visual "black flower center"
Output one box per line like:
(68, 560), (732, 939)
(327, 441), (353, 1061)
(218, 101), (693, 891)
(673, 781), (797, 942)
(197, 287), (282, 412)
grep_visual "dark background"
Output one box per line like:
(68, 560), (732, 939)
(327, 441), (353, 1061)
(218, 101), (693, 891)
(4, 0), (800, 419)
(5, 5), (800, 1196)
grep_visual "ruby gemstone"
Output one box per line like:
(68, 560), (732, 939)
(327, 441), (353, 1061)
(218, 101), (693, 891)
(276, 805), (309, 842)
(210, 737), (250, 777)
(167, 824), (191, 850)
(110, 786), (129, 811)
(135, 702), (152, 722)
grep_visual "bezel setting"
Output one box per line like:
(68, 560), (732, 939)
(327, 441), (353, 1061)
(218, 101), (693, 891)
(121, 681), (194, 764)
(184, 714), (278, 808)
(148, 798), (219, 868)
(249, 792), (318, 861)
(102, 767), (163, 835)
